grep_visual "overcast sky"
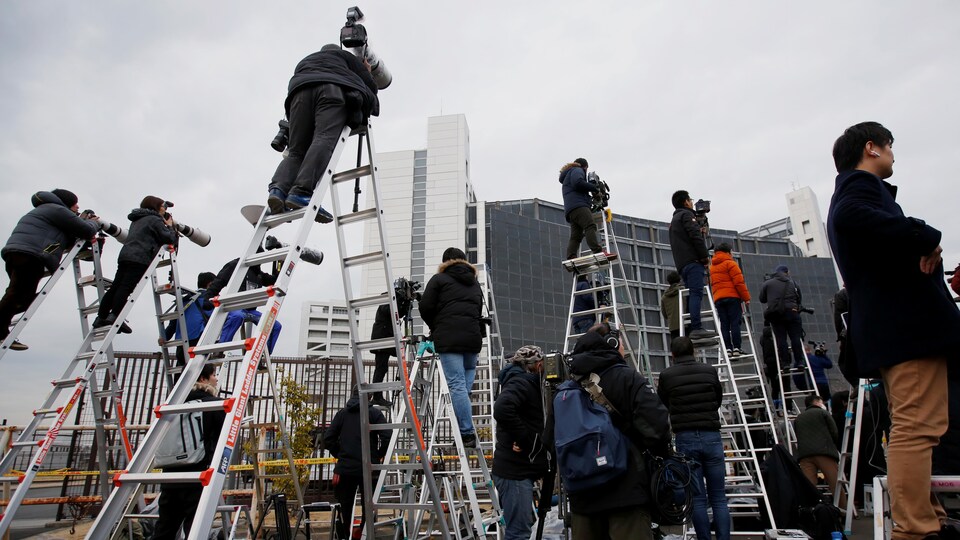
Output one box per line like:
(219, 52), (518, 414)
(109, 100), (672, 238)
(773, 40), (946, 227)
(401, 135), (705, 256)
(2, 2), (958, 423)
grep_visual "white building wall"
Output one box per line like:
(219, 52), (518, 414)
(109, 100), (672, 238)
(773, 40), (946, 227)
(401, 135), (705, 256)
(298, 299), (352, 358)
(785, 186), (831, 258)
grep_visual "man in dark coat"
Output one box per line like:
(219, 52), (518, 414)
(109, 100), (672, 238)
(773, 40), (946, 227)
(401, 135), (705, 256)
(565, 324), (671, 540)
(794, 395), (843, 508)
(93, 196), (177, 332)
(758, 266), (811, 391)
(162, 272), (215, 367)
(418, 247), (485, 446)
(668, 190), (716, 341)
(1, 189), (99, 351)
(152, 363), (226, 540)
(492, 345), (552, 540)
(369, 303), (395, 407)
(267, 44), (379, 215)
(827, 121), (960, 539)
(323, 389), (389, 540)
(559, 158), (603, 261)
(657, 336), (730, 540)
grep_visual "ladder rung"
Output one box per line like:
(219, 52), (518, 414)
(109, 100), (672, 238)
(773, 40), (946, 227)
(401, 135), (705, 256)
(371, 463), (425, 471)
(115, 471), (205, 486)
(338, 207), (379, 226)
(157, 259), (173, 269)
(571, 306), (614, 317)
(212, 286), (280, 311)
(156, 400), (232, 417)
(154, 283), (176, 295)
(10, 440), (41, 448)
(360, 381), (404, 393)
(331, 164), (373, 185)
(52, 378), (80, 388)
(372, 502), (441, 511)
(244, 249), (289, 268)
(190, 339), (252, 357)
(159, 312), (182, 322)
(261, 207), (309, 229)
(348, 293), (391, 310)
(369, 423), (409, 431)
(343, 251), (384, 268)
(79, 305), (99, 316)
(354, 337), (394, 352)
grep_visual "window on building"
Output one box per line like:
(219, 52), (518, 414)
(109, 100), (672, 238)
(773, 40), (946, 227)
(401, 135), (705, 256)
(802, 220), (811, 234)
(806, 238), (816, 252)
(333, 307), (348, 315)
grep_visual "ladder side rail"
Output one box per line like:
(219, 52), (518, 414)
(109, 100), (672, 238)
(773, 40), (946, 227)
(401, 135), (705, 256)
(0, 246), (169, 535)
(738, 303), (780, 445)
(840, 379), (868, 532)
(0, 239), (88, 358)
(561, 276), (581, 355)
(604, 218), (648, 376)
(152, 249), (193, 390)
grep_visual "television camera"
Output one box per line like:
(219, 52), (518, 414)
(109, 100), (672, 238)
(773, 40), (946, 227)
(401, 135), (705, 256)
(693, 198), (714, 249)
(394, 276), (422, 319)
(544, 350), (573, 385)
(587, 171), (610, 213)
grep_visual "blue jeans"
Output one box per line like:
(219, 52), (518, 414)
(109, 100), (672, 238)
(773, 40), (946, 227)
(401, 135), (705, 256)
(714, 298), (743, 350)
(439, 352), (478, 434)
(681, 263), (706, 330)
(492, 475), (535, 540)
(220, 308), (282, 354)
(675, 430), (730, 540)
(572, 318), (594, 334)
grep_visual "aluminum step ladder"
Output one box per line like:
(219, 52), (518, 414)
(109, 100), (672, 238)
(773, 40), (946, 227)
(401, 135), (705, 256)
(151, 248), (196, 389)
(834, 378), (870, 535)
(0, 238), (89, 360)
(0, 243), (176, 535)
(88, 123), (420, 540)
(561, 209), (648, 375)
(679, 285), (780, 535)
(767, 326), (818, 453)
(474, 265), (504, 450)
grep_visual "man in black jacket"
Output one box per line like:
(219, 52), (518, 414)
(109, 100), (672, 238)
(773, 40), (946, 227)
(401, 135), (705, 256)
(369, 303), (395, 407)
(566, 324), (671, 540)
(668, 190), (716, 341)
(267, 44), (380, 216)
(657, 336), (729, 540)
(827, 121), (960, 539)
(493, 345), (551, 540)
(560, 158), (604, 261)
(323, 389), (390, 540)
(152, 364), (226, 540)
(758, 266), (809, 390)
(418, 247), (485, 447)
(794, 395), (843, 508)
(1, 189), (99, 351)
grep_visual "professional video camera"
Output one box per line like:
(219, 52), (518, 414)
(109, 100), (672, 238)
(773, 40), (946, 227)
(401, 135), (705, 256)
(340, 6), (392, 89)
(161, 201), (212, 248)
(544, 350), (572, 385)
(82, 210), (129, 243)
(394, 276), (422, 318)
(809, 340), (828, 356)
(264, 235), (323, 266)
(270, 119), (290, 153)
(586, 171), (610, 213)
(693, 198), (714, 250)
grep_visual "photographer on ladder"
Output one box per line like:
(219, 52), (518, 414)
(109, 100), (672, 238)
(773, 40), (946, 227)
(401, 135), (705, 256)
(560, 158), (605, 263)
(1, 189), (99, 351)
(759, 265), (809, 390)
(668, 190), (716, 341)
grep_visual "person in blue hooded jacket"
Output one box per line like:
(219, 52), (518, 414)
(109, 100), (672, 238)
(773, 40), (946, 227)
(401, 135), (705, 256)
(1, 189), (99, 351)
(560, 158), (603, 261)
(827, 121), (960, 540)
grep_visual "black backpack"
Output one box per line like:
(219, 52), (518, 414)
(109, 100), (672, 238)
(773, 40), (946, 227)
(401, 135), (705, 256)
(798, 501), (846, 540)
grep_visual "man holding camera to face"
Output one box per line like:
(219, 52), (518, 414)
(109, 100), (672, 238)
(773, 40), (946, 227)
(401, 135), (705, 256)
(1, 189), (100, 351)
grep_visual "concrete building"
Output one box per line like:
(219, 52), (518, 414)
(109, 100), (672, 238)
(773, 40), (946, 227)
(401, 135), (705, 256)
(742, 186), (832, 259)
(298, 299), (353, 358)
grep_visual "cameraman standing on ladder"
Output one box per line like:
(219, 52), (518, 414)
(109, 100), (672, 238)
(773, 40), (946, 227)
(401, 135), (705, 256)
(668, 190), (717, 341)
(266, 42), (379, 217)
(560, 158), (605, 262)
(759, 265), (809, 390)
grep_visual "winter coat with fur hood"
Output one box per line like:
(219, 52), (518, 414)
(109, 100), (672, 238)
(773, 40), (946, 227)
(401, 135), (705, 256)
(710, 250), (751, 302)
(2, 191), (99, 271)
(117, 208), (177, 266)
(419, 258), (484, 353)
(558, 162), (593, 220)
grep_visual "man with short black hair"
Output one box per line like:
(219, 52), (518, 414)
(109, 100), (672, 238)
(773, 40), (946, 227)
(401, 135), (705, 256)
(668, 190), (716, 341)
(560, 158), (604, 261)
(1, 189), (100, 351)
(828, 121), (960, 539)
(658, 337), (730, 540)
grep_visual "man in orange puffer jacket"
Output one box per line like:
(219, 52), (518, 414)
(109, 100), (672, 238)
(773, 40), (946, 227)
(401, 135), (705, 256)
(710, 243), (751, 356)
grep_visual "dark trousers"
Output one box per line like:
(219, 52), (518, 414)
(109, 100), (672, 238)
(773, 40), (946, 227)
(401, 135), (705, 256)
(333, 473), (369, 540)
(372, 352), (391, 401)
(570, 506), (653, 540)
(0, 253), (45, 339)
(98, 261), (149, 319)
(270, 83), (349, 197)
(714, 297), (743, 350)
(565, 207), (602, 260)
(151, 486), (202, 540)
(770, 312), (806, 383)
(681, 262), (706, 330)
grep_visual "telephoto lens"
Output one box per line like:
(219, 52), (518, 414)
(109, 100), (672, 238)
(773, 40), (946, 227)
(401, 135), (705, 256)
(98, 219), (129, 243)
(173, 222), (212, 247)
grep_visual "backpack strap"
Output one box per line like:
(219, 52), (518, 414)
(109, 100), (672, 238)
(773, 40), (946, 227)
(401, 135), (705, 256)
(576, 365), (622, 417)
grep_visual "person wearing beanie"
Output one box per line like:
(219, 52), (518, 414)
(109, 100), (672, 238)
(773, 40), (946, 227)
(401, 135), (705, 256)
(561, 323), (671, 539)
(559, 157), (606, 261)
(668, 189), (717, 342)
(758, 264), (810, 396)
(266, 43), (380, 220)
(1, 190), (99, 351)
(493, 345), (552, 540)
(93, 197), (177, 332)
(419, 246), (485, 446)
(709, 242), (751, 357)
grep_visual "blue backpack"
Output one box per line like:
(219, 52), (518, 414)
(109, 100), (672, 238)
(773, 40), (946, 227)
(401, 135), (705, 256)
(553, 373), (629, 493)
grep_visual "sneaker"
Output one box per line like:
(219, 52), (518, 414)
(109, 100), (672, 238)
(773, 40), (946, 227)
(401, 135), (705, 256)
(689, 328), (718, 340)
(732, 348), (743, 357)
(267, 188), (287, 215)
(284, 192), (312, 210)
(8, 340), (28, 351)
(91, 314), (115, 329)
(725, 349), (733, 357)
(371, 397), (393, 408)
(118, 321), (133, 334)
(460, 433), (479, 448)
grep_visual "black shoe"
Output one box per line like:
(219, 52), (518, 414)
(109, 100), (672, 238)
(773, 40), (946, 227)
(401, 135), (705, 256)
(8, 340), (28, 351)
(460, 433), (478, 448)
(91, 314), (115, 329)
(689, 329), (718, 340)
(371, 397), (393, 408)
(118, 321), (133, 334)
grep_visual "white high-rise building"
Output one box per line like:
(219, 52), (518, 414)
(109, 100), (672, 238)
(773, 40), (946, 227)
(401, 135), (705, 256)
(298, 300), (353, 357)
(785, 186), (831, 258)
